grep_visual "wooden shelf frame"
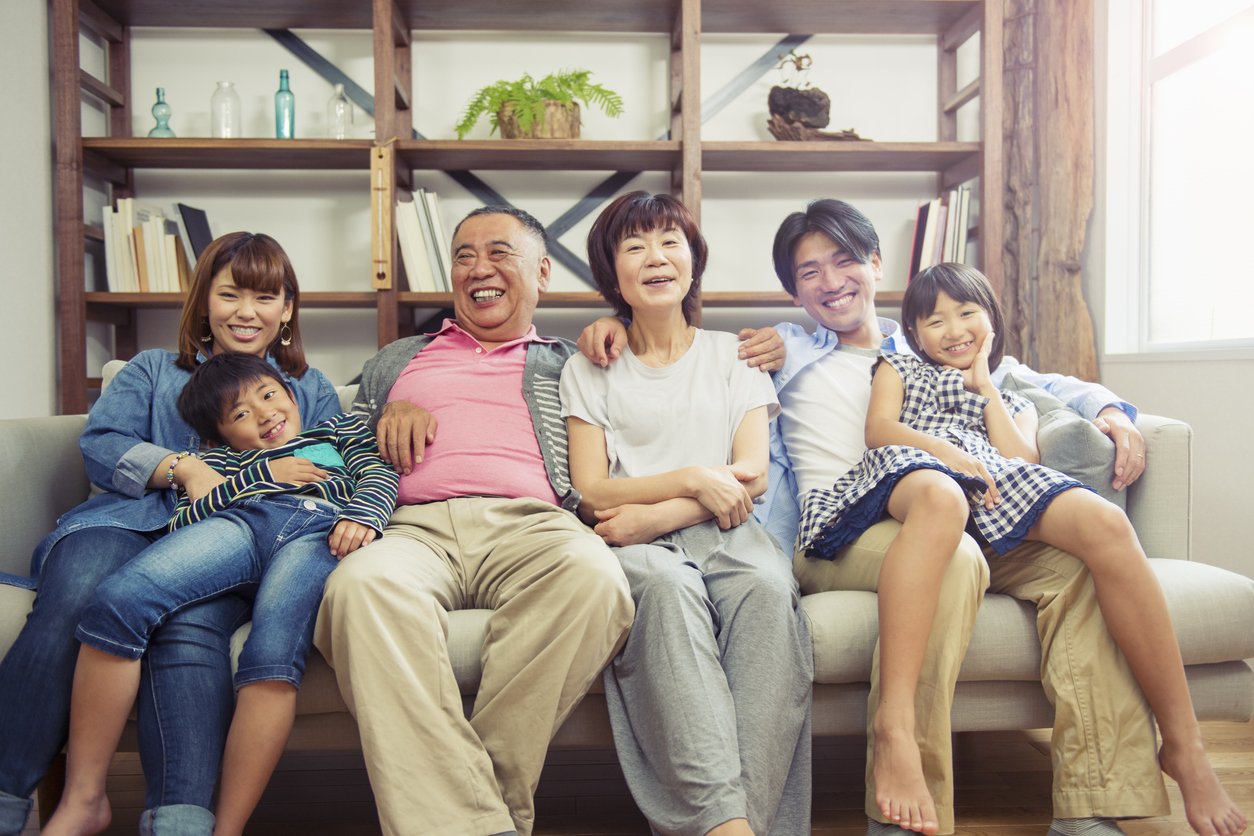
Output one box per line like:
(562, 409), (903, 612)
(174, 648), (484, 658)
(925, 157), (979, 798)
(51, 0), (1002, 413)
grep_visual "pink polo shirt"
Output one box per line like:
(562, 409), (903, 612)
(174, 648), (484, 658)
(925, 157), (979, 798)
(388, 320), (560, 506)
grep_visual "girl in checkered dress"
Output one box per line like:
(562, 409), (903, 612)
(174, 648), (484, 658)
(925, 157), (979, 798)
(798, 263), (1243, 836)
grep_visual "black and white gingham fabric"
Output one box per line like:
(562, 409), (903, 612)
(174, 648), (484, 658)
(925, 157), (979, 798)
(797, 351), (1087, 559)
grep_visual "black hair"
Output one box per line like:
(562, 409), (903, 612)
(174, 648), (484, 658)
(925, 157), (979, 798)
(772, 199), (880, 296)
(452, 205), (549, 254)
(586, 191), (707, 324)
(901, 262), (1007, 370)
(178, 352), (290, 445)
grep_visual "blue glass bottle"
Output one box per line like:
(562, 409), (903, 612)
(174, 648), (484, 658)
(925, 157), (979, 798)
(275, 69), (295, 139)
(148, 87), (175, 138)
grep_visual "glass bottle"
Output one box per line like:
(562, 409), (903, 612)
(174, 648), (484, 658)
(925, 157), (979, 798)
(275, 69), (295, 139)
(210, 81), (241, 138)
(148, 87), (175, 138)
(326, 83), (353, 139)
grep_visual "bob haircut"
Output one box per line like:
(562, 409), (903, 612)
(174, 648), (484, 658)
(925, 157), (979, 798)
(902, 262), (1007, 372)
(771, 198), (880, 297)
(177, 352), (290, 447)
(175, 231), (308, 377)
(586, 191), (708, 324)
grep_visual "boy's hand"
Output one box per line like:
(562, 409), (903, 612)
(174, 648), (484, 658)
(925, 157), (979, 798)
(268, 456), (329, 486)
(329, 520), (377, 559)
(736, 326), (785, 372)
(376, 401), (438, 475)
(577, 316), (628, 367)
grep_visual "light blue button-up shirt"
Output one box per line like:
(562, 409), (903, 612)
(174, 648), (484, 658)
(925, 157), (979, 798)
(755, 318), (1135, 552)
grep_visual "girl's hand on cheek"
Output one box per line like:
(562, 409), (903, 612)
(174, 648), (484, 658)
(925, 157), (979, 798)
(961, 331), (997, 396)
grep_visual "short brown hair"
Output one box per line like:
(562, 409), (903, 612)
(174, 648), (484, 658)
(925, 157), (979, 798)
(175, 232), (308, 377)
(586, 191), (707, 324)
(902, 262), (1007, 371)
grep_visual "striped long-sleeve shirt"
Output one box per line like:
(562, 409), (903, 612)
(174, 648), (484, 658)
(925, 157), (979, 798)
(169, 412), (398, 536)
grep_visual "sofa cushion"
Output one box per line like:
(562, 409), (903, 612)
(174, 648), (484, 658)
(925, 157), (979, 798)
(999, 373), (1125, 509)
(803, 558), (1254, 686)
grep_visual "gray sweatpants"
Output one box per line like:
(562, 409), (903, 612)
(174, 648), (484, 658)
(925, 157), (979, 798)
(604, 520), (813, 836)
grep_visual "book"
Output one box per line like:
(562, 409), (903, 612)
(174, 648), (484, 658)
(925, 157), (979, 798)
(953, 185), (971, 263)
(115, 198), (138, 292)
(420, 189), (453, 290)
(928, 199), (948, 268)
(907, 201), (928, 282)
(176, 203), (214, 260)
(101, 206), (120, 292)
(132, 221), (151, 292)
(395, 197), (439, 293)
(941, 188), (959, 262)
(413, 190), (447, 292)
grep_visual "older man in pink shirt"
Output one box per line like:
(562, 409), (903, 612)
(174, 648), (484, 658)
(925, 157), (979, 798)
(314, 206), (633, 836)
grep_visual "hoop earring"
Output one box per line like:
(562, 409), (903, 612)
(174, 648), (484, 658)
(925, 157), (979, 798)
(279, 322), (293, 347)
(199, 320), (213, 344)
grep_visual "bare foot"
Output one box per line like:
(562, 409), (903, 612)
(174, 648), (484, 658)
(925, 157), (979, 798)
(1160, 739), (1247, 836)
(872, 723), (938, 835)
(40, 791), (112, 836)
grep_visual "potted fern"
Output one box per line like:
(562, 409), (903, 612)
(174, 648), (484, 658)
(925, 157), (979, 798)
(455, 69), (624, 140)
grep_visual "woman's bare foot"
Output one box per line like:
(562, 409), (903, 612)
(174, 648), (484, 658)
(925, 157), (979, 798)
(40, 791), (112, 836)
(872, 723), (938, 835)
(1160, 738), (1247, 836)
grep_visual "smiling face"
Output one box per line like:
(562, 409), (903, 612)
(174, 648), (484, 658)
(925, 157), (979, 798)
(613, 226), (694, 318)
(206, 268), (292, 357)
(789, 231), (883, 348)
(912, 290), (995, 370)
(214, 376), (302, 451)
(450, 213), (550, 347)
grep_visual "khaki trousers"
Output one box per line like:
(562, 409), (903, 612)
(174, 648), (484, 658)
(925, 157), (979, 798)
(314, 497), (634, 836)
(794, 520), (1169, 834)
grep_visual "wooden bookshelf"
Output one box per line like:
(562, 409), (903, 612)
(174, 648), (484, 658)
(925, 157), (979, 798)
(50, 0), (1002, 413)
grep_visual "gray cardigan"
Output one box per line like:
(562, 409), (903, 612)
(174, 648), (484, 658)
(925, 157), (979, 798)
(352, 332), (582, 513)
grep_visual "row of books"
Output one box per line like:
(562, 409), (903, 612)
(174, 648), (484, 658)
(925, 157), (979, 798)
(101, 201), (214, 293)
(395, 189), (452, 293)
(907, 185), (971, 281)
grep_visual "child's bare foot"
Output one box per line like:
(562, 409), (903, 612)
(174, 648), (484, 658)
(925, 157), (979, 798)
(1160, 738), (1247, 836)
(40, 791), (112, 836)
(872, 723), (938, 835)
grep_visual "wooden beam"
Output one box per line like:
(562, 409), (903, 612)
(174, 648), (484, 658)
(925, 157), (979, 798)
(79, 69), (123, 106)
(52, 0), (86, 415)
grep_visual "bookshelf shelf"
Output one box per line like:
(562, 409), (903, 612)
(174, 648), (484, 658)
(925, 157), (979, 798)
(701, 142), (979, 174)
(82, 138), (375, 171)
(396, 140), (682, 172)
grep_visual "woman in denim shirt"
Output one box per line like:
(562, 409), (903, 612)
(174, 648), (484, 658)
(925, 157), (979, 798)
(0, 232), (340, 836)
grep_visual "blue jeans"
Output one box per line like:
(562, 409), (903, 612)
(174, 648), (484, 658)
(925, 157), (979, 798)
(78, 494), (339, 689)
(0, 528), (248, 836)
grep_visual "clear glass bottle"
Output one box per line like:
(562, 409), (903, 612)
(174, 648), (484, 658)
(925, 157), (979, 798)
(147, 87), (175, 138)
(326, 83), (353, 139)
(275, 69), (295, 139)
(210, 81), (241, 138)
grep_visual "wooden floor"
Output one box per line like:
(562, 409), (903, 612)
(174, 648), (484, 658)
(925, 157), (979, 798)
(24, 721), (1253, 835)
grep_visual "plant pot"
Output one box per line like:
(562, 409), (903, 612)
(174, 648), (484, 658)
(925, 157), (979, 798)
(498, 100), (581, 139)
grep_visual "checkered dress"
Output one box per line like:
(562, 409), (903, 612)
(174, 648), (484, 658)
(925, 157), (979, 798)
(797, 351), (1085, 559)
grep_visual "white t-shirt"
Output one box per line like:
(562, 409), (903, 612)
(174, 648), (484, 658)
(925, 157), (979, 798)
(560, 329), (780, 478)
(778, 343), (879, 495)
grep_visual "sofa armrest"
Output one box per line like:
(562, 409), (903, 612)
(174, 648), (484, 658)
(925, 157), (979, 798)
(1125, 413), (1191, 561)
(0, 415), (89, 578)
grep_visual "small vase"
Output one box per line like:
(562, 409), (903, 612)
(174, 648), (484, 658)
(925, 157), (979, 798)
(275, 69), (295, 139)
(326, 83), (353, 139)
(210, 81), (241, 138)
(147, 87), (175, 138)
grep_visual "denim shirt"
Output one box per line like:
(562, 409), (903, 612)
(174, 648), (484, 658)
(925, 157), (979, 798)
(31, 348), (340, 575)
(754, 318), (1136, 552)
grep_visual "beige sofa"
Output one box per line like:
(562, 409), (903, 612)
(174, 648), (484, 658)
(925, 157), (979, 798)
(2, 383), (1253, 789)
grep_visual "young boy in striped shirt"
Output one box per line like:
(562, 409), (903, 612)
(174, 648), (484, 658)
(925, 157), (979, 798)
(43, 352), (397, 836)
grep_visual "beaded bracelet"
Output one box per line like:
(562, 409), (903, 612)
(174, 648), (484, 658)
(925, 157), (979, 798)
(165, 451), (194, 487)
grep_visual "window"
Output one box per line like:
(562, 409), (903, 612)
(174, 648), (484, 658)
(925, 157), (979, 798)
(1105, 2), (1254, 351)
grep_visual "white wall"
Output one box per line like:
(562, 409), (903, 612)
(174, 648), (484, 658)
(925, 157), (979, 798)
(1, 0), (56, 418)
(1091, 4), (1254, 578)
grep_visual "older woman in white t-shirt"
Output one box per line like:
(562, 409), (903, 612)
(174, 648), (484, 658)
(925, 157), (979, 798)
(559, 191), (813, 836)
